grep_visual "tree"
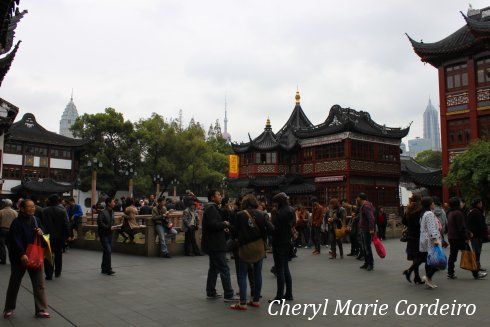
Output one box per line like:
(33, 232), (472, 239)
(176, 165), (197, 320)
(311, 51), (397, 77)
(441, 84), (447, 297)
(445, 140), (490, 207)
(71, 108), (140, 196)
(414, 150), (442, 169)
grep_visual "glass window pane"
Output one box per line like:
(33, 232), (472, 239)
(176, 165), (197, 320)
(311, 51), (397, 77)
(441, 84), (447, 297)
(478, 70), (485, 83)
(454, 74), (461, 87)
(447, 76), (453, 89)
(462, 72), (468, 86)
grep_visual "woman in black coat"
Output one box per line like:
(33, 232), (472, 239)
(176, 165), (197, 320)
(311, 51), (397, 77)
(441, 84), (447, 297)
(402, 194), (423, 284)
(467, 198), (488, 272)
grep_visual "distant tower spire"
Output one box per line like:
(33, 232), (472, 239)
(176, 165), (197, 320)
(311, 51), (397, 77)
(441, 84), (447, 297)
(224, 94), (228, 134)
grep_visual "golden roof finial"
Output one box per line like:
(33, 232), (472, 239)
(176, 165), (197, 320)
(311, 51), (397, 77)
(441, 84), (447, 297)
(266, 116), (271, 127)
(295, 86), (300, 104)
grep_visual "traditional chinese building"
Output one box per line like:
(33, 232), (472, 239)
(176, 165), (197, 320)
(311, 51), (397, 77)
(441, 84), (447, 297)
(408, 5), (490, 202)
(230, 91), (410, 209)
(0, 1), (26, 191)
(2, 113), (86, 196)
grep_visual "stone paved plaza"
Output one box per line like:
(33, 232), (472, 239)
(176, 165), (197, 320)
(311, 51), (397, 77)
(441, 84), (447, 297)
(0, 239), (489, 327)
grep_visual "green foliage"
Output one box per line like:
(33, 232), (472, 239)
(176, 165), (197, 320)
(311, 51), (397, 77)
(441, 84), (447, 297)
(71, 108), (140, 196)
(414, 150), (442, 169)
(445, 140), (490, 207)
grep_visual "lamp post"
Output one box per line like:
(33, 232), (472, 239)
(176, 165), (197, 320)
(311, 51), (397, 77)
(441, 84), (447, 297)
(153, 174), (163, 197)
(87, 157), (103, 216)
(171, 178), (179, 201)
(119, 163), (137, 198)
(221, 177), (227, 197)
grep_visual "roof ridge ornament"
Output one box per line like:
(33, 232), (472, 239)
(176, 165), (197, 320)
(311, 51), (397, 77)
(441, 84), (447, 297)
(295, 87), (300, 105)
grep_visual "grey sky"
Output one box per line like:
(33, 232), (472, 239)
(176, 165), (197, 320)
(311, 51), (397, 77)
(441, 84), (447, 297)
(0, 0), (484, 145)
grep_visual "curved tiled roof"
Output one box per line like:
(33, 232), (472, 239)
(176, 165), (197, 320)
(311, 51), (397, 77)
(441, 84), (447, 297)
(408, 10), (490, 67)
(0, 39), (18, 87)
(400, 156), (442, 187)
(11, 178), (74, 194)
(9, 113), (87, 147)
(295, 105), (410, 139)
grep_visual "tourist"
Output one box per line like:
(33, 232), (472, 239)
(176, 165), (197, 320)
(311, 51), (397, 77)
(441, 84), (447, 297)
(467, 197), (488, 272)
(67, 198), (83, 241)
(41, 195), (70, 280)
(152, 197), (177, 258)
(0, 199), (17, 265)
(327, 198), (345, 259)
(148, 194), (156, 207)
(269, 192), (295, 303)
(447, 197), (487, 280)
(376, 207), (387, 240)
(230, 194), (272, 310)
(311, 198), (324, 255)
(3, 199), (50, 319)
(114, 198), (124, 212)
(97, 197), (116, 275)
(294, 206), (308, 248)
(357, 193), (375, 271)
(139, 200), (153, 215)
(202, 189), (237, 302)
(419, 196), (442, 289)
(182, 198), (202, 256)
(347, 202), (360, 257)
(402, 194), (423, 284)
(433, 196), (448, 247)
(119, 198), (140, 243)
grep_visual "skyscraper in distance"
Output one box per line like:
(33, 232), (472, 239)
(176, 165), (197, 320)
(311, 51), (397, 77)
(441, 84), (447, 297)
(423, 98), (441, 151)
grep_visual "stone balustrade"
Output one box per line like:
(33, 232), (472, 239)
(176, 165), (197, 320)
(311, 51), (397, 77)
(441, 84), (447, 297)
(72, 211), (202, 256)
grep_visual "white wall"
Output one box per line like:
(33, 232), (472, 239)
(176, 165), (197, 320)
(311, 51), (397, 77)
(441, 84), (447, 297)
(50, 158), (72, 169)
(3, 153), (22, 165)
(2, 179), (21, 193)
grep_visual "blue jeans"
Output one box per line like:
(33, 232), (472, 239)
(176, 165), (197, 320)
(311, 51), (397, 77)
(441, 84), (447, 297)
(99, 234), (112, 272)
(238, 258), (263, 303)
(155, 225), (177, 254)
(360, 231), (374, 267)
(206, 251), (234, 299)
(273, 251), (292, 299)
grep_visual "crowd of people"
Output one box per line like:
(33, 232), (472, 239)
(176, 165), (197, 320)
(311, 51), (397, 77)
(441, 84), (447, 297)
(0, 188), (488, 318)
(402, 195), (488, 289)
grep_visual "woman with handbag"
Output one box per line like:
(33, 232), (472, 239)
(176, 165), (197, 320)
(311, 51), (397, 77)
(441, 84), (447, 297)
(230, 194), (272, 310)
(327, 198), (344, 259)
(419, 196), (442, 289)
(3, 199), (50, 319)
(402, 194), (423, 284)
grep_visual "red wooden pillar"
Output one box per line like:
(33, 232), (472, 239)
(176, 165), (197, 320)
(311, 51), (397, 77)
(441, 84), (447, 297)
(438, 66), (449, 203)
(467, 59), (479, 140)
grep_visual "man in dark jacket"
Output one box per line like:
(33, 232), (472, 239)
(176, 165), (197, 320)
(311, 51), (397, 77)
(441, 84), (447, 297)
(97, 197), (116, 275)
(467, 198), (488, 272)
(447, 197), (486, 280)
(41, 194), (70, 280)
(357, 193), (375, 271)
(270, 192), (295, 302)
(201, 189), (237, 302)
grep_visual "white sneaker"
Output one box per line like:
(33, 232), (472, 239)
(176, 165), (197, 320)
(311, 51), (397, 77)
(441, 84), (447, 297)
(422, 276), (437, 289)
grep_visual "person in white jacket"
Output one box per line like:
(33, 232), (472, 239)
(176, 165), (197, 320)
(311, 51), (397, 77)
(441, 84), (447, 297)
(419, 196), (442, 289)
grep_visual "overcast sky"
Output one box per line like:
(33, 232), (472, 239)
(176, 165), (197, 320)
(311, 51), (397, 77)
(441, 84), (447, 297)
(0, 0), (486, 145)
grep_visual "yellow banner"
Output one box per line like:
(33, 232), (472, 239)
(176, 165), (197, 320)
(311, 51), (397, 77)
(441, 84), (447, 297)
(228, 155), (239, 178)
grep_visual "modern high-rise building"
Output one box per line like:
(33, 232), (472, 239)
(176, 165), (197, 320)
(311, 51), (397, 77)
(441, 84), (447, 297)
(423, 98), (441, 150)
(408, 137), (431, 157)
(59, 93), (79, 138)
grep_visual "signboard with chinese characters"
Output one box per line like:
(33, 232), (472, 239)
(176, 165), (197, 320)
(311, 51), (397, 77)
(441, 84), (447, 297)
(314, 175), (344, 183)
(228, 155), (239, 178)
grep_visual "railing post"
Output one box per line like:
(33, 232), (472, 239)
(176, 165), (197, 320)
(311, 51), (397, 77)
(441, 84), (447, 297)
(145, 216), (156, 257)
